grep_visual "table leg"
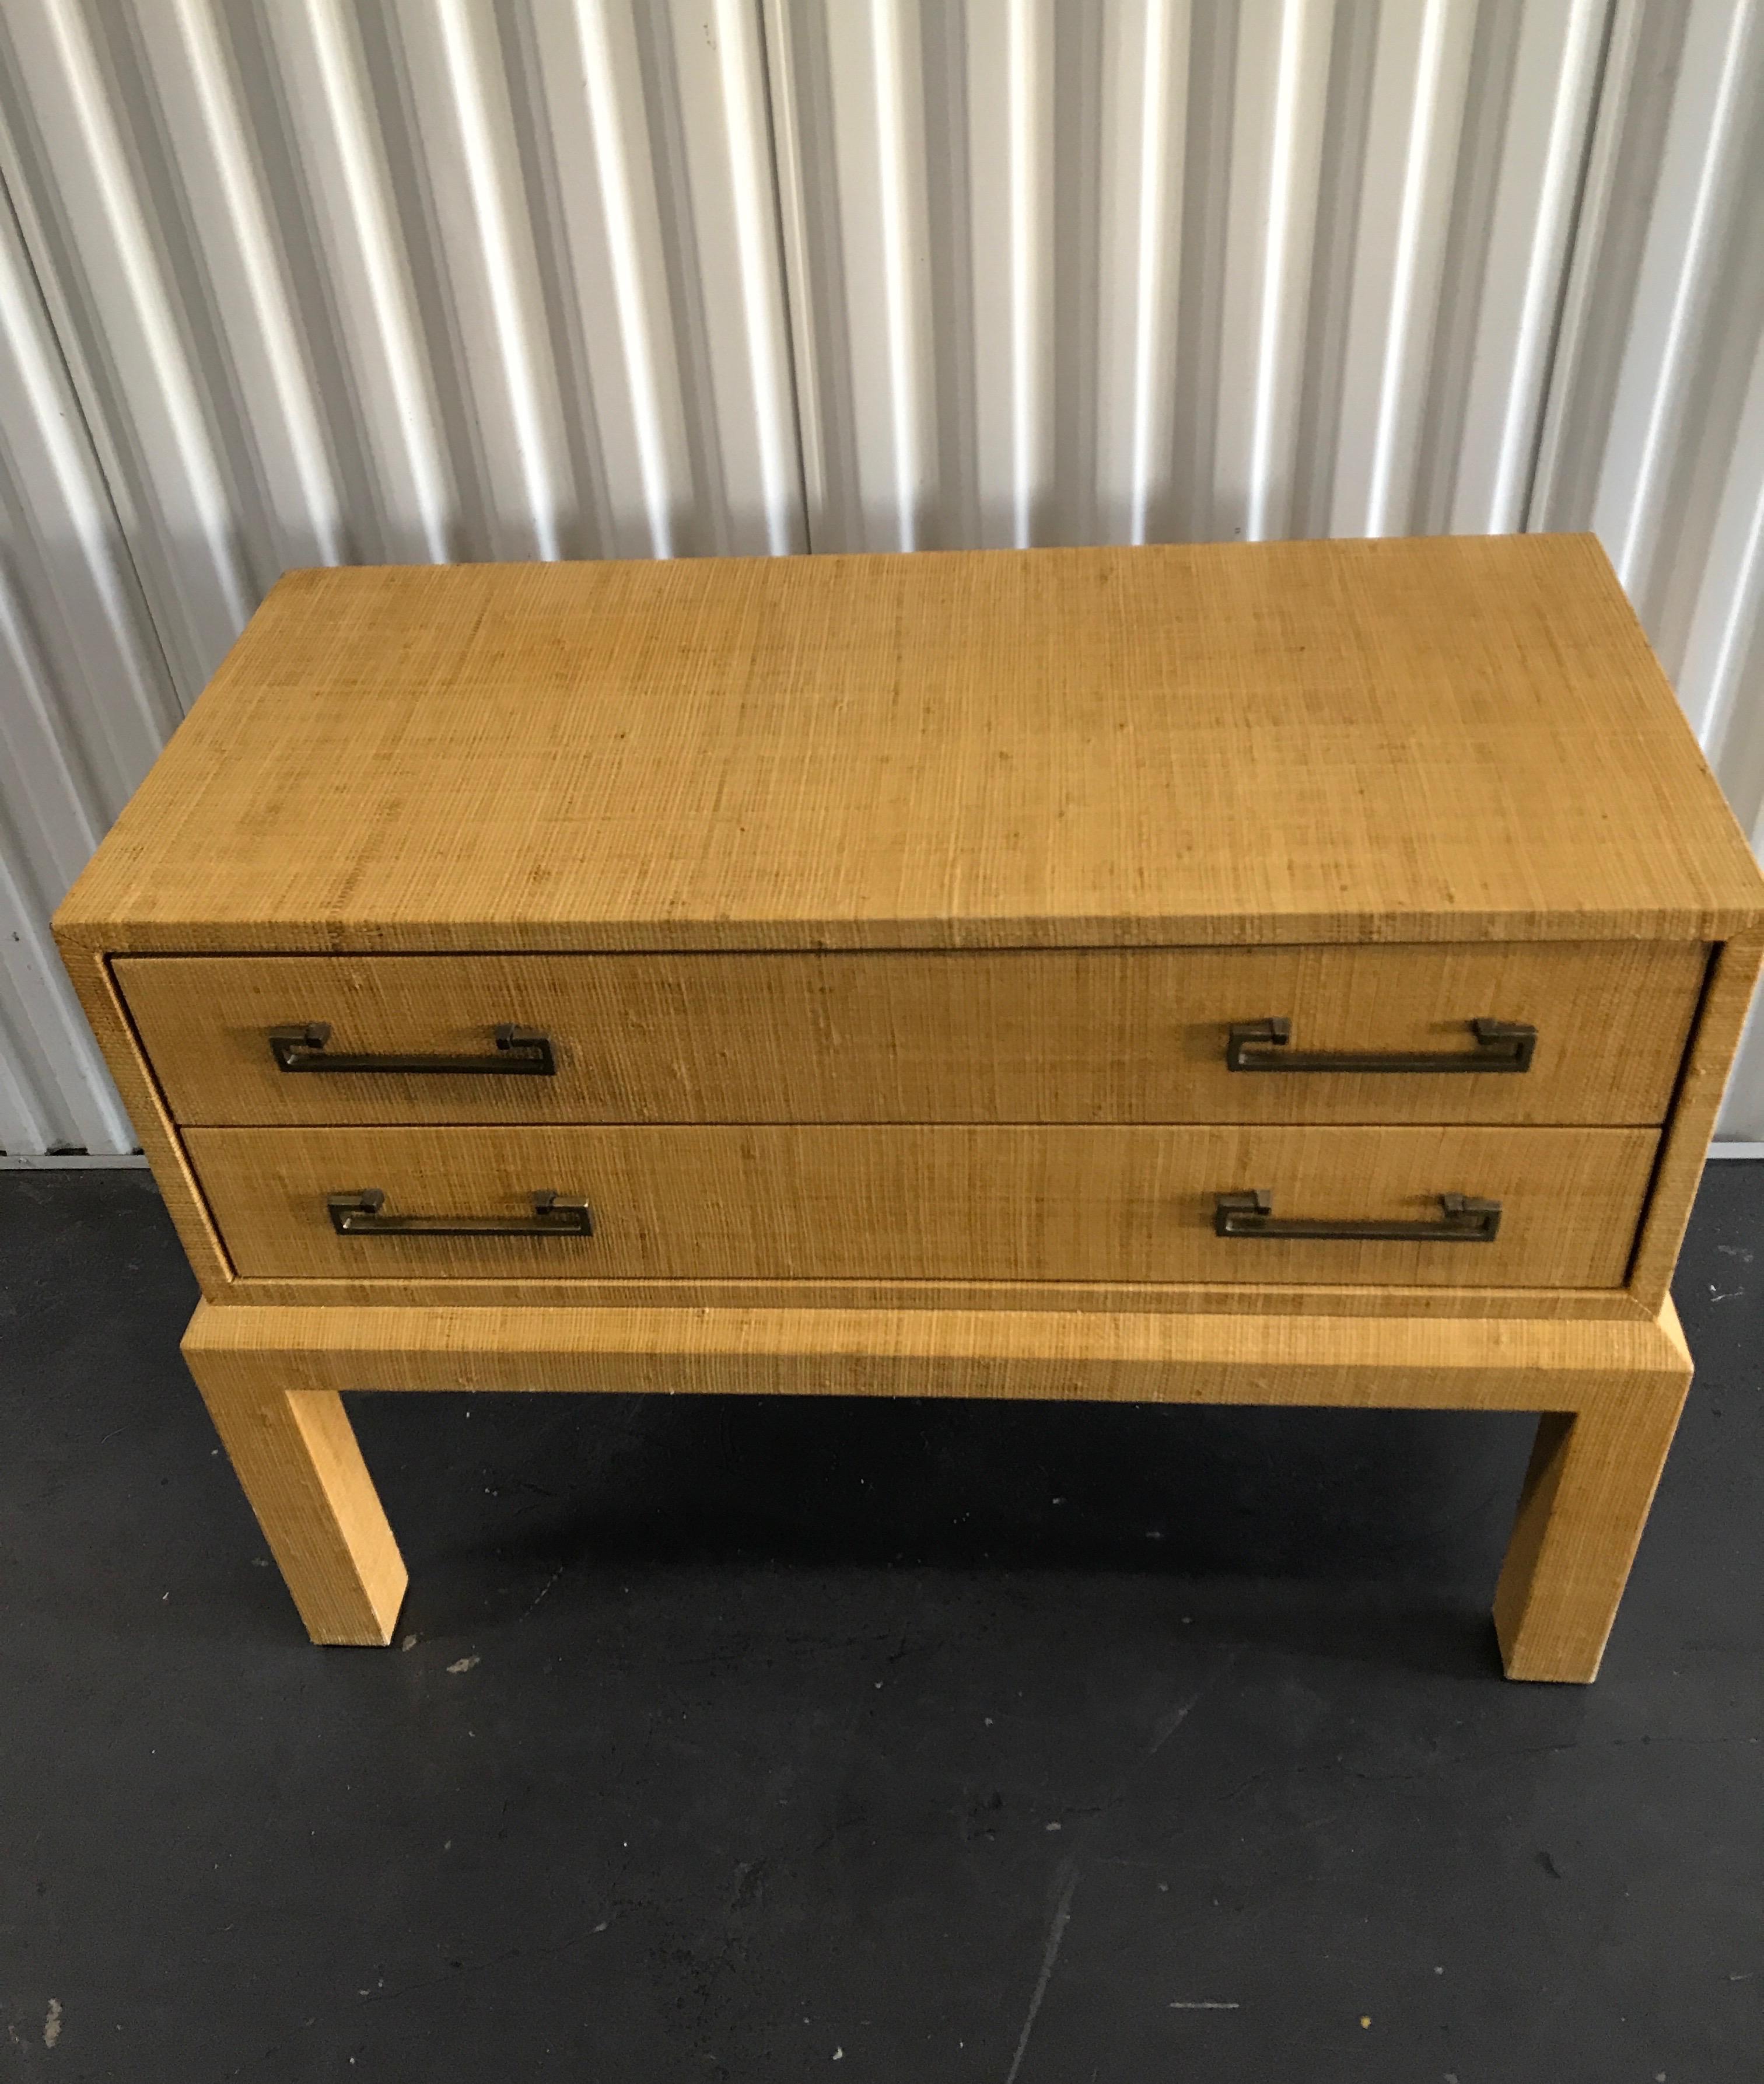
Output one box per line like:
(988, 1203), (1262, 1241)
(184, 1344), (407, 1646)
(1493, 1370), (1692, 1683)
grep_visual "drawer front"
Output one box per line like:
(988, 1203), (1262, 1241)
(123, 944), (1703, 1127)
(186, 1123), (1656, 1287)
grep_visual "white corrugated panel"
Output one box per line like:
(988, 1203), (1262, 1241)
(1531, 0), (1764, 1133)
(3, 0), (1763, 1152)
(765, 0), (1606, 550)
(0, 169), (173, 1152)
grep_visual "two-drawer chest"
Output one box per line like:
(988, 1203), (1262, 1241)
(55, 535), (1764, 1679)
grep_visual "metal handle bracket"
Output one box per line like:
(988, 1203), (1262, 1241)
(1225, 1017), (1536, 1074)
(1214, 1189), (1502, 1242)
(326, 1188), (593, 1237)
(271, 1023), (556, 1076)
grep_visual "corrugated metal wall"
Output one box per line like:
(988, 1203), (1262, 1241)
(1530, 0), (1764, 1134)
(1, 0), (1761, 1153)
(0, 142), (176, 1153)
(765, 0), (1605, 548)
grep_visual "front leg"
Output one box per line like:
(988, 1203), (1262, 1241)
(1493, 1366), (1690, 1683)
(183, 1330), (406, 1646)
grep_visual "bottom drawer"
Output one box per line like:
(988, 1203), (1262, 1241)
(186, 1124), (1656, 1288)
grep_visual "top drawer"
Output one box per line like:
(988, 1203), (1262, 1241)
(116, 943), (1704, 1128)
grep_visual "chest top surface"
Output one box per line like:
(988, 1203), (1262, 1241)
(58, 535), (1764, 955)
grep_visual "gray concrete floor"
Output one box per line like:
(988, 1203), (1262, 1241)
(2, 1165), (1760, 2082)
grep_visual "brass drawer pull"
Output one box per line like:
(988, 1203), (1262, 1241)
(270, 1022), (556, 1075)
(1225, 1016), (1536, 1073)
(326, 1188), (593, 1237)
(1214, 1190), (1502, 1243)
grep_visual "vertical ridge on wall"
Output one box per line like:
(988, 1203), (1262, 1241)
(765, 0), (1609, 554)
(1212, 0), (1330, 544)
(1326, 0), (1476, 536)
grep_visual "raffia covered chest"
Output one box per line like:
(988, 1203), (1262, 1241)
(56, 536), (1764, 1678)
